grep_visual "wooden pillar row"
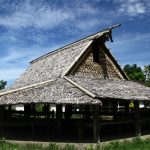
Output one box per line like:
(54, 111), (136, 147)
(93, 105), (100, 143)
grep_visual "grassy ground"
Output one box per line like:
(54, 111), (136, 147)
(0, 137), (150, 150)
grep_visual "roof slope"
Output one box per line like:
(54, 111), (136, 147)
(11, 30), (110, 89)
(68, 76), (150, 101)
(0, 78), (101, 105)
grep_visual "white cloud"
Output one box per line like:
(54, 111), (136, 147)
(114, 0), (149, 17)
(0, 1), (71, 29)
(113, 32), (150, 44)
(0, 0), (119, 33)
(0, 42), (64, 83)
(76, 19), (100, 30)
(0, 0), (101, 30)
(107, 32), (150, 67)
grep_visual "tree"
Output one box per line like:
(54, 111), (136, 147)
(123, 64), (145, 82)
(0, 80), (7, 90)
(144, 65), (150, 87)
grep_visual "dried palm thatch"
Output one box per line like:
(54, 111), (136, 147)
(68, 76), (150, 101)
(11, 30), (110, 89)
(0, 78), (101, 105)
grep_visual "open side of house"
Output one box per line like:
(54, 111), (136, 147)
(0, 24), (150, 142)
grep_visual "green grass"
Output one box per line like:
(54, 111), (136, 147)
(0, 138), (150, 150)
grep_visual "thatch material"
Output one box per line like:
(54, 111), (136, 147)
(11, 41), (90, 89)
(68, 76), (150, 101)
(0, 78), (101, 105)
(70, 46), (124, 80)
(11, 30), (110, 89)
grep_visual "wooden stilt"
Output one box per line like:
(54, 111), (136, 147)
(85, 105), (90, 120)
(134, 101), (141, 136)
(64, 105), (72, 120)
(31, 123), (34, 140)
(112, 100), (118, 118)
(0, 106), (4, 136)
(56, 105), (62, 137)
(78, 120), (84, 139)
(125, 101), (129, 115)
(24, 104), (31, 119)
(93, 105), (100, 143)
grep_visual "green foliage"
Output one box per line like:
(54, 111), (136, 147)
(144, 65), (150, 87)
(144, 65), (150, 80)
(35, 104), (44, 112)
(1, 137), (150, 150)
(85, 144), (95, 150)
(25, 143), (43, 150)
(45, 143), (60, 150)
(123, 64), (145, 82)
(123, 64), (150, 87)
(0, 80), (7, 90)
(63, 144), (78, 150)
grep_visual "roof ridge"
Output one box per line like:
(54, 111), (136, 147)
(30, 29), (109, 64)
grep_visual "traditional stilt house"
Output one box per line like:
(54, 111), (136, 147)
(0, 24), (150, 142)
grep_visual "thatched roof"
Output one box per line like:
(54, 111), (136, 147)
(0, 78), (100, 105)
(68, 76), (150, 101)
(11, 30), (110, 89)
(0, 24), (150, 105)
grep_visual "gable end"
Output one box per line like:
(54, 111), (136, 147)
(69, 40), (127, 80)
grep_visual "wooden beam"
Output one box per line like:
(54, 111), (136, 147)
(63, 76), (96, 98)
(30, 30), (110, 64)
(62, 40), (93, 76)
(109, 24), (121, 30)
(93, 105), (100, 143)
(0, 79), (53, 96)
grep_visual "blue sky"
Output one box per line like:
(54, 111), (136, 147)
(0, 0), (150, 86)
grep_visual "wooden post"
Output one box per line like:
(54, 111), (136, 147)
(56, 105), (62, 137)
(125, 101), (129, 115)
(64, 105), (72, 120)
(78, 120), (84, 140)
(0, 106), (4, 136)
(85, 105), (90, 120)
(31, 123), (34, 140)
(134, 101), (141, 136)
(112, 100), (118, 118)
(24, 104), (31, 119)
(93, 105), (100, 143)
